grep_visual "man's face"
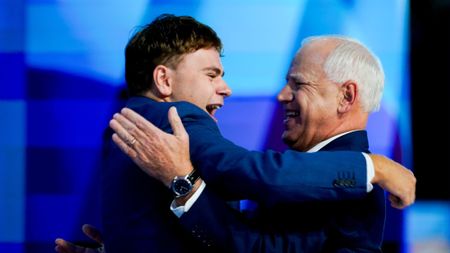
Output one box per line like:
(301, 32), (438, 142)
(169, 48), (231, 121)
(277, 42), (341, 151)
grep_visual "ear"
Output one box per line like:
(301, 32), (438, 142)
(152, 65), (173, 97)
(338, 81), (357, 113)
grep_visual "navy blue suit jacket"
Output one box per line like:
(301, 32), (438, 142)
(179, 131), (386, 252)
(102, 97), (370, 253)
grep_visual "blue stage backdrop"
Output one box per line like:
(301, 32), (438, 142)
(1, 0), (420, 252)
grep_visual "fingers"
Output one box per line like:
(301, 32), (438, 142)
(111, 107), (186, 157)
(82, 224), (104, 245)
(121, 108), (161, 134)
(110, 114), (162, 161)
(110, 113), (139, 145)
(54, 238), (79, 253)
(168, 107), (188, 139)
(387, 181), (416, 209)
(110, 114), (148, 157)
(395, 171), (416, 209)
(110, 107), (168, 148)
(112, 133), (138, 158)
(388, 194), (405, 209)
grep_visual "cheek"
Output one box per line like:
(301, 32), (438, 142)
(204, 86), (216, 99)
(301, 94), (324, 116)
(193, 85), (213, 106)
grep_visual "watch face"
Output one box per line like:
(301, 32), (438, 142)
(172, 179), (192, 197)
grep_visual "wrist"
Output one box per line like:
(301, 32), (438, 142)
(170, 167), (200, 198)
(163, 163), (195, 187)
(370, 154), (386, 184)
(174, 179), (202, 206)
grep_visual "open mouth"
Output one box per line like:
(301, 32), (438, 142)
(206, 104), (223, 121)
(285, 110), (299, 119)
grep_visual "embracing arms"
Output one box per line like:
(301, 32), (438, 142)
(110, 106), (415, 208)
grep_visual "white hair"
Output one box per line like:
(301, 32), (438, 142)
(301, 36), (385, 112)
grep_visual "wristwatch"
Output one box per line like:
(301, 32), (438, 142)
(170, 169), (200, 198)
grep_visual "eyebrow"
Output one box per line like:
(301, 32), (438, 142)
(286, 73), (304, 81)
(203, 67), (225, 77)
(288, 73), (304, 80)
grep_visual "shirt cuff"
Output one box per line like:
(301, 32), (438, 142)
(363, 152), (374, 192)
(170, 181), (206, 218)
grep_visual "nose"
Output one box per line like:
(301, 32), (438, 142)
(277, 84), (294, 103)
(218, 79), (232, 98)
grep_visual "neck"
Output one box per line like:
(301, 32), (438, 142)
(320, 112), (368, 145)
(141, 90), (171, 102)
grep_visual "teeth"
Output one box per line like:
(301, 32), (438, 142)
(207, 104), (222, 111)
(286, 111), (299, 117)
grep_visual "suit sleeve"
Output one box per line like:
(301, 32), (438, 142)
(173, 102), (368, 205)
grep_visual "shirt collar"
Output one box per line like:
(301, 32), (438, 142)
(306, 130), (360, 152)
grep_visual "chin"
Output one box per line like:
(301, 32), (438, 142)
(281, 135), (294, 147)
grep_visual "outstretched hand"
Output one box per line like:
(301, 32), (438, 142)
(369, 154), (416, 209)
(109, 107), (194, 187)
(55, 224), (104, 253)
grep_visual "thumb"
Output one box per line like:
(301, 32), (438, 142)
(168, 107), (188, 138)
(82, 224), (104, 244)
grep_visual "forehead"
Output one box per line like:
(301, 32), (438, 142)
(177, 48), (223, 71)
(287, 43), (328, 80)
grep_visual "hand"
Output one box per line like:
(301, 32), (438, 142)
(369, 154), (416, 209)
(109, 107), (194, 187)
(55, 224), (104, 253)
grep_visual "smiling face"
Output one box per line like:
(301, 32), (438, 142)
(166, 48), (231, 121)
(277, 41), (343, 151)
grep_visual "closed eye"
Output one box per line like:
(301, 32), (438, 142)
(203, 67), (224, 80)
(291, 81), (307, 90)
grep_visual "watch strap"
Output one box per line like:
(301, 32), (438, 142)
(187, 169), (200, 184)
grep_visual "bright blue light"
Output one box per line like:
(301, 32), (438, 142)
(0, 101), (26, 242)
(406, 201), (450, 252)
